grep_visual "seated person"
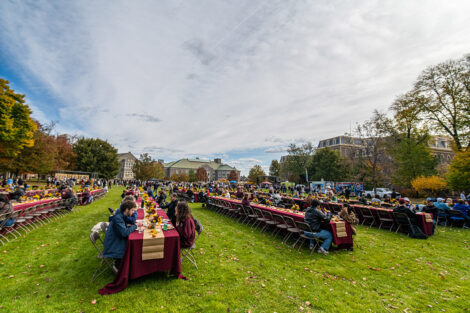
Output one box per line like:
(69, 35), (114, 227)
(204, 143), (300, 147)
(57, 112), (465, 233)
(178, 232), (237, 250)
(81, 187), (93, 204)
(0, 194), (14, 227)
(103, 200), (138, 269)
(156, 190), (167, 206)
(235, 188), (244, 199)
(393, 198), (419, 225)
(434, 198), (451, 211)
(241, 194), (250, 206)
(175, 202), (196, 249)
(339, 204), (357, 235)
(453, 200), (470, 227)
(303, 200), (333, 255)
(161, 193), (178, 225)
(115, 195), (138, 225)
(422, 198), (438, 233)
(61, 187), (77, 210)
(224, 190), (231, 198)
(147, 188), (155, 199)
(186, 189), (194, 201)
(271, 192), (282, 205)
(9, 187), (25, 201)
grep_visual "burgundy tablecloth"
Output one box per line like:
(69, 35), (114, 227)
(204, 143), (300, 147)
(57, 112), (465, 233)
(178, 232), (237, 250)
(212, 197), (354, 248)
(13, 199), (58, 212)
(352, 204), (434, 236)
(99, 209), (183, 295)
(417, 212), (434, 236)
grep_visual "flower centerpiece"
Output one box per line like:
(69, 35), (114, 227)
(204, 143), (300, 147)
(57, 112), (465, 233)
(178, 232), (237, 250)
(266, 200), (273, 206)
(230, 195), (236, 199)
(32, 194), (40, 201)
(291, 204), (300, 211)
(252, 198), (259, 203)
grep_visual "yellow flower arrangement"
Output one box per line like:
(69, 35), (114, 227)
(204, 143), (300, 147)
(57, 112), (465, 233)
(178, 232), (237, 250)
(291, 204), (300, 211)
(230, 195), (236, 199)
(252, 198), (259, 203)
(266, 200), (273, 206)
(32, 195), (40, 200)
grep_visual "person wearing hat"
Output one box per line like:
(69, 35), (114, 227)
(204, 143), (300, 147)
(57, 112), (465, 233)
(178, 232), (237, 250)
(434, 198), (451, 211)
(393, 198), (419, 225)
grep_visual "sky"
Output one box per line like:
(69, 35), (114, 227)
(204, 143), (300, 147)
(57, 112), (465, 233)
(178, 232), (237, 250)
(1, 0), (470, 175)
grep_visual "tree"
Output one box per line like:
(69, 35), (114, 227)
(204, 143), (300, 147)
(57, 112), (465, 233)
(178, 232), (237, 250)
(0, 79), (37, 168)
(447, 150), (470, 192)
(227, 170), (239, 181)
(188, 169), (196, 182)
(280, 143), (315, 183)
(308, 148), (345, 181)
(413, 54), (470, 151)
(248, 165), (266, 184)
(54, 134), (76, 171)
(196, 167), (208, 181)
(411, 175), (447, 197)
(269, 160), (280, 177)
(385, 93), (438, 188)
(355, 111), (389, 190)
(73, 137), (119, 179)
(9, 122), (56, 176)
(133, 153), (164, 181)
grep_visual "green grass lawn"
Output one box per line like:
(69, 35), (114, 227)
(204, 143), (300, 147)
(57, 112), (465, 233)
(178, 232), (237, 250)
(1, 187), (469, 312)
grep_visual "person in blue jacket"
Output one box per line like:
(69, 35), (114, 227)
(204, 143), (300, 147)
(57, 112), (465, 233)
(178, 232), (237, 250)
(103, 200), (138, 269)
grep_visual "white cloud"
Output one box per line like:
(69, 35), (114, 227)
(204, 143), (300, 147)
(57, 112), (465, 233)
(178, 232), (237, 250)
(1, 0), (470, 175)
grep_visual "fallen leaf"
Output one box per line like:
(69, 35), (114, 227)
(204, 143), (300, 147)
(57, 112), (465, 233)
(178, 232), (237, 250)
(91, 299), (97, 305)
(39, 265), (45, 268)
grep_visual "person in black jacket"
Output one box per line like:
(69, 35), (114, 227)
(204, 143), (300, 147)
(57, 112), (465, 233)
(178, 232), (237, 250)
(156, 190), (167, 206)
(161, 193), (178, 225)
(393, 198), (419, 225)
(422, 198), (439, 233)
(303, 200), (333, 255)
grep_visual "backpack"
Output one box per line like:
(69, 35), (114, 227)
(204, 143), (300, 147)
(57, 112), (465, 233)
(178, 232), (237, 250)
(409, 224), (428, 239)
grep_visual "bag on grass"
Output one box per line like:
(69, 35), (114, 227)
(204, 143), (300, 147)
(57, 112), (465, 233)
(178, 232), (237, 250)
(409, 224), (428, 239)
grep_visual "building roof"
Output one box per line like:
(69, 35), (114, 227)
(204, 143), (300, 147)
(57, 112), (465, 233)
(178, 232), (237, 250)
(117, 152), (137, 160)
(164, 158), (238, 171)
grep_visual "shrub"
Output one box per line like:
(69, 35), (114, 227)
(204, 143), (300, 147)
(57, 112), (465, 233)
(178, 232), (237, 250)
(447, 150), (470, 193)
(411, 175), (448, 197)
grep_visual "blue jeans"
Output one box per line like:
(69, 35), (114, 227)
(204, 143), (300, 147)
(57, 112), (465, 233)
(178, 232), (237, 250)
(304, 230), (333, 251)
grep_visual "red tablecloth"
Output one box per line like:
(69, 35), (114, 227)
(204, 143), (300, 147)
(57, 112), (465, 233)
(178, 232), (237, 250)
(98, 208), (183, 295)
(417, 212), (434, 236)
(13, 198), (59, 212)
(351, 204), (434, 236)
(212, 197), (354, 248)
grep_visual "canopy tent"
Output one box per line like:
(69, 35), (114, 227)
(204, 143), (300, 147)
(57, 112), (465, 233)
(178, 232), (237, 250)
(261, 181), (272, 185)
(229, 180), (237, 184)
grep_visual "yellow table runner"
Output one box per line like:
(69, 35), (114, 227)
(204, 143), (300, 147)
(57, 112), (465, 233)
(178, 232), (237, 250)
(423, 213), (433, 223)
(333, 221), (347, 238)
(142, 227), (165, 260)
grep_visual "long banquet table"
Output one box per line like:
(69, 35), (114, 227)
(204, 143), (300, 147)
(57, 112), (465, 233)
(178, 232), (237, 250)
(350, 204), (434, 236)
(13, 198), (60, 212)
(99, 208), (184, 295)
(211, 196), (354, 249)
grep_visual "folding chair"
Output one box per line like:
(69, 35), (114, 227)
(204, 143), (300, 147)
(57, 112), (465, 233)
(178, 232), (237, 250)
(392, 212), (412, 235)
(244, 206), (258, 226)
(260, 210), (279, 234)
(448, 210), (466, 228)
(282, 216), (301, 246)
(251, 208), (268, 230)
(359, 207), (375, 227)
(181, 219), (203, 269)
(89, 231), (117, 282)
(377, 209), (395, 231)
(292, 221), (318, 252)
(272, 214), (289, 238)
